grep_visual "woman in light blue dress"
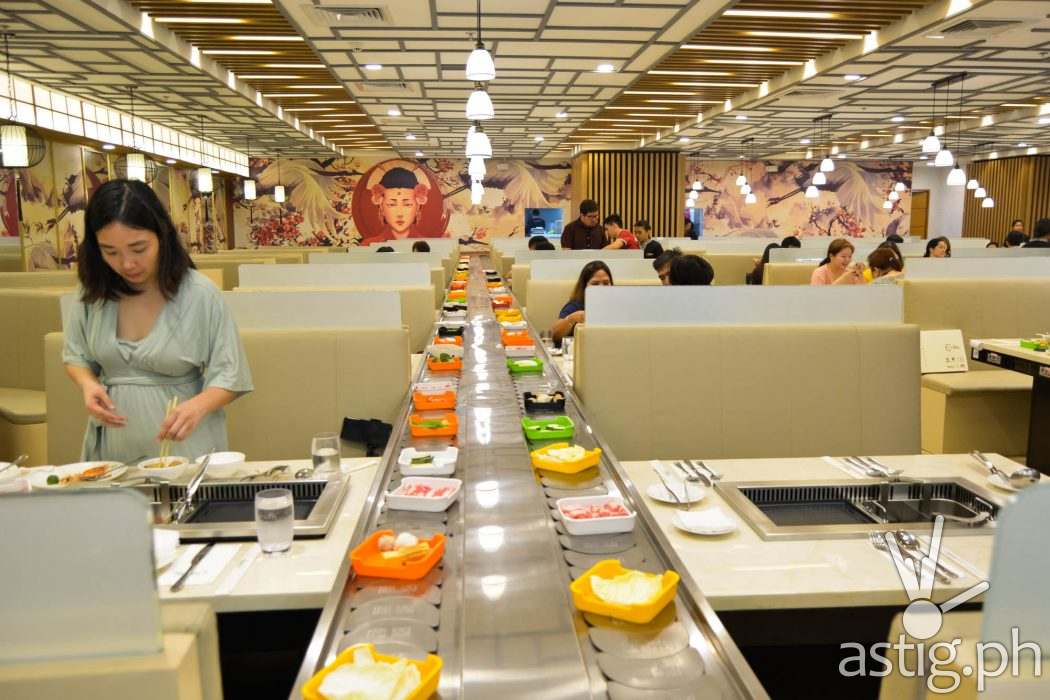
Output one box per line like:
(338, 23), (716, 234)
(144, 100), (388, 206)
(63, 180), (253, 464)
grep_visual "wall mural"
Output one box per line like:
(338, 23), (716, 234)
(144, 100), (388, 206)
(234, 155), (572, 248)
(688, 160), (912, 238)
(1, 170), (17, 238)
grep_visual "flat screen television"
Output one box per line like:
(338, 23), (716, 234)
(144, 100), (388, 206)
(523, 207), (564, 238)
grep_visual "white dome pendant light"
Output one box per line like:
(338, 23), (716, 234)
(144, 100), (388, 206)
(944, 74), (967, 185)
(934, 147), (954, 167)
(468, 156), (486, 182)
(974, 187), (987, 199)
(888, 190), (900, 202)
(735, 174), (746, 187)
(894, 181), (907, 193)
(242, 136), (257, 201)
(805, 184), (819, 199)
(470, 180), (484, 205)
(466, 86), (494, 120)
(883, 199), (893, 210)
(982, 197), (994, 208)
(965, 178), (979, 190)
(812, 172), (827, 186)
(465, 123), (492, 158)
(745, 192), (757, 205)
(273, 151), (285, 203)
(946, 164), (966, 186)
(465, 0), (495, 82)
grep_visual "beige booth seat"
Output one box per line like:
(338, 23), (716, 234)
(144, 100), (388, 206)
(705, 253), (757, 286)
(0, 269), (224, 291)
(574, 323), (920, 461)
(901, 278), (1050, 458)
(0, 252), (22, 273)
(191, 256), (276, 290)
(526, 278), (660, 335)
(0, 289), (65, 465)
(44, 327), (411, 464)
(318, 254), (449, 309)
(208, 249), (307, 264)
(763, 262), (818, 285)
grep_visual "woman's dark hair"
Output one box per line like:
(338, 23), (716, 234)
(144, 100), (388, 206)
(868, 247), (903, 274)
(569, 260), (613, 306)
(877, 240), (904, 267)
(924, 236), (952, 257)
(376, 246), (395, 252)
(780, 235), (802, 248)
(1004, 231), (1028, 247)
(531, 237), (555, 251)
(819, 238), (855, 266)
(643, 240), (664, 259)
(79, 179), (194, 303)
(411, 241), (431, 252)
(669, 254), (714, 285)
(748, 243), (779, 285)
(652, 247), (682, 271)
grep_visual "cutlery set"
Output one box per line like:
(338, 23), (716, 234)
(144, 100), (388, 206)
(651, 460), (721, 509)
(868, 530), (962, 583)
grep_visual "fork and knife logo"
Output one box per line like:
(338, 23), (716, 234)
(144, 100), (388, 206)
(878, 515), (990, 639)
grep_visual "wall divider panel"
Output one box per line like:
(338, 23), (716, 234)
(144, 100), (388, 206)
(571, 151), (684, 238)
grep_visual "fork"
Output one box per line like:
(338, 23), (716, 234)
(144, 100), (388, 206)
(652, 464), (685, 509)
(673, 460), (708, 487)
(690, 460), (722, 482)
(869, 532), (950, 584)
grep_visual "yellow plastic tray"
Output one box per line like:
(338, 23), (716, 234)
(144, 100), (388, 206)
(570, 560), (679, 624)
(530, 442), (602, 474)
(494, 309), (522, 322)
(302, 643), (442, 700)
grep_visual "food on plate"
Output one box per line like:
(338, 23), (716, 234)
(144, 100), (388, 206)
(378, 533), (396, 551)
(436, 353), (453, 363)
(318, 646), (421, 700)
(394, 532), (419, 549)
(561, 500), (630, 520)
(546, 445), (586, 462)
(414, 418), (450, 430)
(373, 532), (431, 561)
(45, 462), (121, 486)
(395, 482), (454, 499)
(409, 455), (435, 465)
(590, 570), (663, 606)
(141, 457), (185, 470)
(46, 474), (60, 486)
(531, 392), (562, 403)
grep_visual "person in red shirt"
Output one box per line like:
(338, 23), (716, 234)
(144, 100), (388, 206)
(602, 214), (639, 250)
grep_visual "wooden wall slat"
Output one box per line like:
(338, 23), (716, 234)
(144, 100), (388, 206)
(963, 155), (1050, 244)
(571, 151), (685, 238)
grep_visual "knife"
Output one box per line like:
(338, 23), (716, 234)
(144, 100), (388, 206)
(169, 542), (215, 593)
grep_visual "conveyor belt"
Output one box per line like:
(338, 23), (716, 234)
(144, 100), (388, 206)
(291, 254), (768, 699)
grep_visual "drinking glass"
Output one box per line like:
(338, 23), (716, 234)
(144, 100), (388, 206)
(312, 432), (341, 474)
(255, 488), (294, 553)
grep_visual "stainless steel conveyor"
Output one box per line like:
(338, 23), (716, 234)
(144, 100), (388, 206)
(290, 255), (768, 699)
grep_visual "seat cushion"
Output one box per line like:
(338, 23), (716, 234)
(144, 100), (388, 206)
(922, 371), (1032, 395)
(0, 387), (47, 424)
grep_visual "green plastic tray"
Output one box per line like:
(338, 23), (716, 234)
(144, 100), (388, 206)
(522, 416), (575, 441)
(507, 358), (544, 375)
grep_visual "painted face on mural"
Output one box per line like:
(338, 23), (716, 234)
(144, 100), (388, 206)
(371, 167), (428, 238)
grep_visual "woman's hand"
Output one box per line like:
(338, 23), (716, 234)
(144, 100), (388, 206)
(83, 383), (126, 428)
(156, 398), (207, 442)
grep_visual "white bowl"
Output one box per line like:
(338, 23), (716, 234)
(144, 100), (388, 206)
(195, 451), (247, 479)
(506, 345), (536, 358)
(136, 456), (190, 480)
(398, 446), (457, 476)
(386, 476), (462, 512)
(556, 495), (636, 536)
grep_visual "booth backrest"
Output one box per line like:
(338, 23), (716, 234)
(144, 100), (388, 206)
(500, 249), (643, 278)
(0, 289), (64, 391)
(44, 326), (411, 464)
(223, 290), (402, 330)
(705, 253), (757, 286)
(206, 250), (306, 264)
(231, 286), (433, 352)
(575, 323), (920, 461)
(763, 262), (818, 285)
(0, 252), (22, 273)
(0, 268), (222, 290)
(514, 259), (658, 307)
(192, 257), (276, 289)
(525, 278), (660, 334)
(315, 253), (448, 307)
(900, 278), (1050, 371)
(903, 257), (1050, 279)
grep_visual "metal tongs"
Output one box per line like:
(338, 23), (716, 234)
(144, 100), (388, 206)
(171, 453), (213, 523)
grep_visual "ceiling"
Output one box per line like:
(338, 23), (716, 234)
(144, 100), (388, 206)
(1, 0), (1048, 164)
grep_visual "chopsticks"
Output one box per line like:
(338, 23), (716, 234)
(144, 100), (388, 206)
(159, 397), (179, 463)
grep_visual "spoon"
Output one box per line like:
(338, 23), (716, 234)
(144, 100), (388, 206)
(971, 451), (1039, 490)
(894, 530), (962, 579)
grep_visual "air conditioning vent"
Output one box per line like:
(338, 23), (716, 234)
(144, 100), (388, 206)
(356, 80), (419, 98)
(942, 19), (1020, 34)
(304, 4), (389, 25)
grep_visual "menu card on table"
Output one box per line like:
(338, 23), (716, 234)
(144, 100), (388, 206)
(920, 329), (968, 374)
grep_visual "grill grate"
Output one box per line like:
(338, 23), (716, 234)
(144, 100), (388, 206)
(740, 482), (999, 520)
(156, 481), (327, 502)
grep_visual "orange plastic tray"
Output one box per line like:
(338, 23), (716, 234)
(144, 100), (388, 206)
(410, 412), (458, 438)
(450, 280), (468, 290)
(351, 530), (446, 580)
(487, 281), (503, 288)
(432, 335), (463, 346)
(570, 560), (679, 624)
(447, 291), (467, 303)
(491, 294), (513, 308)
(427, 356), (462, 372)
(413, 389), (457, 411)
(501, 330), (534, 347)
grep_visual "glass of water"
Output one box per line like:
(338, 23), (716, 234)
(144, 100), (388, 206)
(255, 488), (294, 554)
(312, 432), (341, 474)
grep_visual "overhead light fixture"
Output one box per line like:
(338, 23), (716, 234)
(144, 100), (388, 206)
(740, 183), (752, 196)
(812, 171), (827, 186)
(155, 17), (246, 24)
(692, 180), (702, 191)
(534, 135), (544, 142)
(555, 111), (568, 118)
(239, 74), (301, 80)
(466, 124), (492, 158)
(466, 86), (495, 120)
(883, 199), (892, 209)
(704, 59), (803, 66)
(681, 44), (775, 52)
(926, 34), (945, 39)
(946, 166), (966, 186)
(726, 9), (834, 18)
(982, 197), (994, 208)
(415, 151), (424, 157)
(203, 49), (277, 55)
(471, 180), (484, 205)
(364, 63), (382, 71)
(1017, 142), (1028, 147)
(0, 34), (46, 168)
(243, 177), (256, 200)
(800, 138), (811, 144)
(888, 190), (900, 202)
(805, 185), (819, 199)
(843, 74), (865, 82)
(465, 0), (496, 82)
(805, 149), (813, 159)
(965, 179), (979, 190)
(195, 115), (213, 194)
(671, 81), (758, 88)
(820, 157), (835, 172)
(405, 133), (416, 140)
(165, 158), (176, 165)
(273, 184), (285, 203)
(230, 35), (304, 41)
(974, 187), (987, 198)
(596, 63), (615, 73)
(735, 174), (746, 186)
(748, 30), (863, 40)
(678, 136), (690, 143)
(648, 70), (732, 76)
(735, 114), (748, 120)
(895, 182), (907, 193)
(745, 192), (757, 204)
(262, 93), (321, 98)
(387, 108), (401, 117)
(892, 116), (905, 122)
(102, 143), (116, 151)
(468, 156), (486, 181)
(264, 63), (324, 68)
(934, 147), (954, 167)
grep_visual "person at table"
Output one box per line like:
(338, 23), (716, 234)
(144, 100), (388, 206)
(1023, 218), (1050, 247)
(669, 254), (714, 286)
(603, 214), (640, 250)
(529, 236), (555, 251)
(411, 240), (430, 252)
(652, 248), (682, 285)
(643, 239), (663, 260)
(810, 238), (864, 285)
(683, 218), (698, 240)
(867, 247), (904, 283)
(747, 243), (778, 285)
(560, 199), (605, 250)
(552, 261), (613, 346)
(1004, 230), (1028, 248)
(632, 219), (652, 244)
(63, 180), (253, 464)
(1010, 219), (1026, 236)
(924, 236), (952, 258)
(780, 235), (802, 249)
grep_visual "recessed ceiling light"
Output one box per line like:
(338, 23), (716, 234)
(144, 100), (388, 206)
(405, 133), (416, 140)
(555, 111), (568, 118)
(1039, 117), (1050, 125)
(262, 93), (321, 98)
(592, 118), (651, 123)
(165, 158), (176, 164)
(154, 17), (246, 24)
(800, 138), (811, 144)
(387, 108), (401, 117)
(608, 106), (671, 111)
(202, 49), (277, 55)
(926, 34), (945, 39)
(644, 99), (720, 105)
(703, 59), (804, 66)
(596, 63), (616, 73)
(1018, 142), (1028, 147)
(671, 81), (758, 88)
(681, 44), (775, 52)
(534, 135), (544, 142)
(264, 63), (324, 68)
(649, 70), (732, 76)
(231, 35), (304, 41)
(364, 63), (382, 71)
(735, 114), (748, 120)
(891, 116), (905, 122)
(282, 108), (331, 112)
(725, 9), (834, 18)
(415, 151), (424, 157)
(843, 74), (865, 82)
(678, 136), (690, 143)
(625, 91), (696, 96)
(239, 74), (300, 80)
(102, 143), (115, 150)
(748, 30), (863, 40)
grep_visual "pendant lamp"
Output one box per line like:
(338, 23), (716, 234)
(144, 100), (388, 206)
(273, 151), (285, 202)
(691, 180), (702, 191)
(883, 199), (892, 210)
(740, 183), (751, 196)
(981, 197), (994, 208)
(965, 179), (979, 190)
(735, 174), (746, 187)
(197, 167), (213, 194)
(468, 156), (486, 182)
(934, 147), (954, 167)
(894, 182), (907, 193)
(974, 187), (986, 199)
(946, 166), (966, 186)
(888, 190), (900, 202)
(812, 172), (827, 186)
(820, 157), (835, 173)
(745, 192), (757, 205)
(466, 124), (492, 158)
(466, 87), (494, 120)
(805, 185), (819, 199)
(243, 136), (257, 200)
(465, 0), (495, 81)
